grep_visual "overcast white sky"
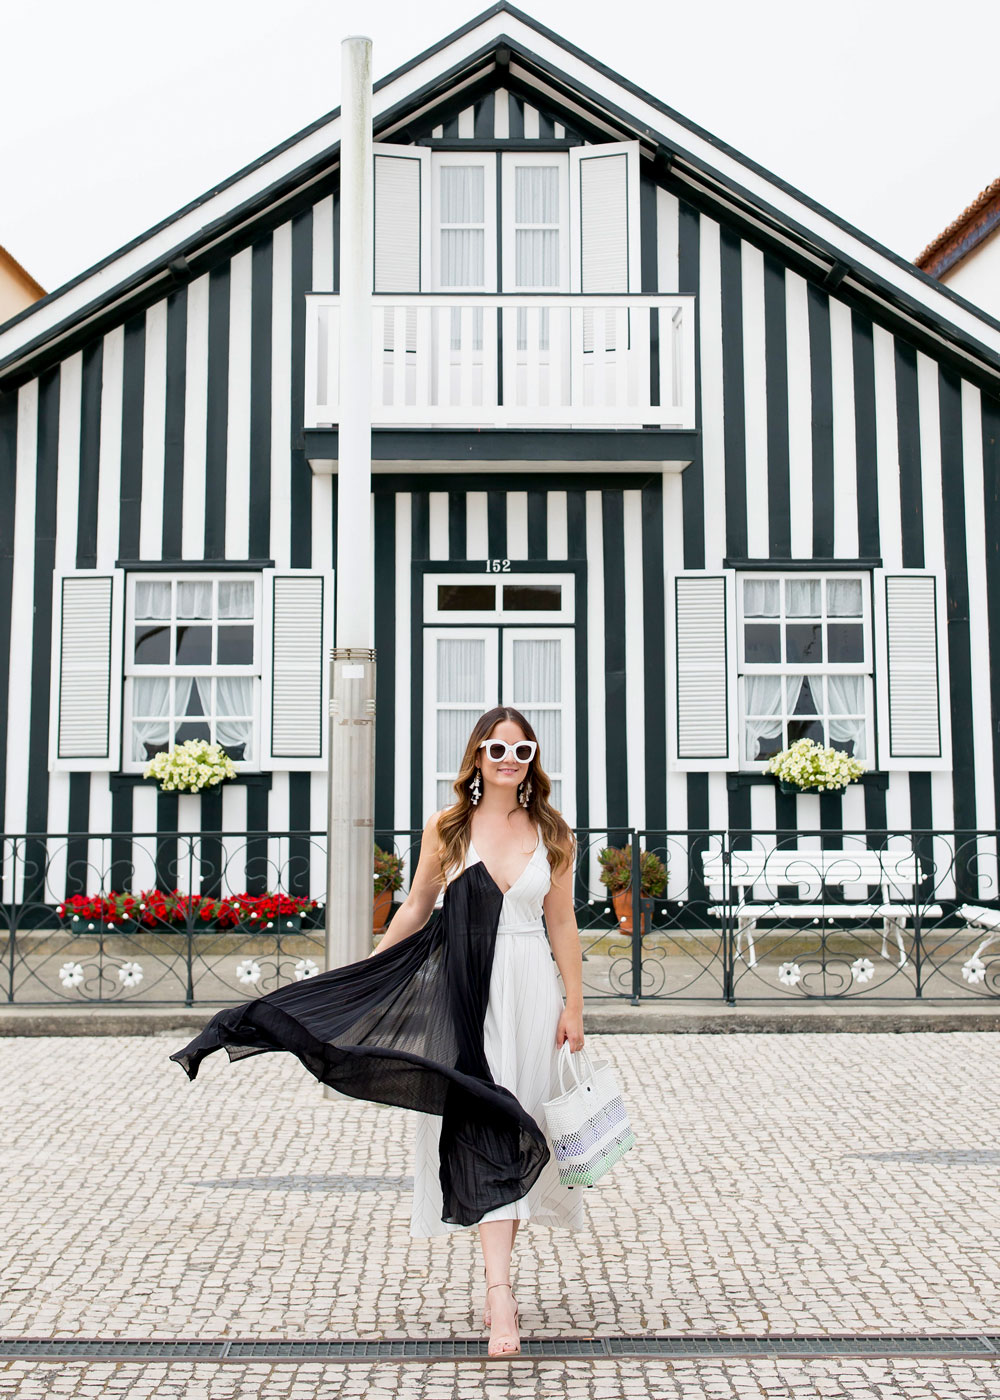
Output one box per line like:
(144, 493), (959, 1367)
(3, 0), (998, 295)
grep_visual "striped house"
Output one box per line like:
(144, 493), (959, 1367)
(3, 3), (1000, 907)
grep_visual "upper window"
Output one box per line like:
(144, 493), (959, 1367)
(124, 574), (261, 771)
(737, 574), (872, 766)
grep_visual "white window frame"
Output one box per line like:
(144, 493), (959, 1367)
(736, 571), (873, 771)
(431, 151), (497, 293)
(423, 571), (575, 625)
(424, 626), (500, 816)
(122, 571), (262, 774)
(501, 625), (576, 821)
(500, 150), (571, 294)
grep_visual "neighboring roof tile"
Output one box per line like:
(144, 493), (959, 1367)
(916, 178), (1000, 276)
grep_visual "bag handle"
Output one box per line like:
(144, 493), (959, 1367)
(556, 1040), (597, 1096)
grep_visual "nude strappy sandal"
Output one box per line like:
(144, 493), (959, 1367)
(485, 1282), (521, 1356)
(482, 1266), (518, 1327)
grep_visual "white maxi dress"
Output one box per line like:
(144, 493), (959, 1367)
(408, 825), (585, 1236)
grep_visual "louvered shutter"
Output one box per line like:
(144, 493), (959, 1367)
(261, 570), (334, 771)
(48, 569), (124, 771)
(569, 141), (641, 351)
(374, 145), (430, 354)
(670, 572), (735, 770)
(874, 570), (950, 769)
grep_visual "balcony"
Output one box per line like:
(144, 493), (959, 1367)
(304, 293), (696, 434)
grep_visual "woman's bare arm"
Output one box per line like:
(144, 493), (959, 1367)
(370, 811), (446, 954)
(543, 853), (584, 1048)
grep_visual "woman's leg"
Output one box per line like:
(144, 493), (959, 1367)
(478, 1220), (518, 1349)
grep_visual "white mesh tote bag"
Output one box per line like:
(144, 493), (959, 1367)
(541, 1042), (635, 1187)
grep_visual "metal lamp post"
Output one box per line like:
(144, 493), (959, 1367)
(325, 35), (376, 994)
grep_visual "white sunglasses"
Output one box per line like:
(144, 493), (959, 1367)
(478, 739), (537, 764)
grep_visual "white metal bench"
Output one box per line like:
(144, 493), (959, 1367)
(702, 846), (941, 969)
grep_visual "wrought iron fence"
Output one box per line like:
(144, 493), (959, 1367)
(1, 826), (999, 1005)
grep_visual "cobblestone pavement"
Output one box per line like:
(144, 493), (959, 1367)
(1, 1030), (999, 1398)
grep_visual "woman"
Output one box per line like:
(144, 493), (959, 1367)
(169, 706), (584, 1358)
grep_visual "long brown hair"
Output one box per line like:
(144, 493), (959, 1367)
(436, 706), (574, 885)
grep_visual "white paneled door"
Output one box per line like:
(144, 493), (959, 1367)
(424, 625), (575, 821)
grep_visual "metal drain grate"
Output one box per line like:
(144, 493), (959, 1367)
(1, 1335), (998, 1363)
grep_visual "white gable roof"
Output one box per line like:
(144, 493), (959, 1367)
(3, 2), (1000, 387)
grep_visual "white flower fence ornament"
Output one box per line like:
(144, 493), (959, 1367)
(143, 739), (237, 794)
(294, 958), (320, 980)
(767, 737), (866, 793)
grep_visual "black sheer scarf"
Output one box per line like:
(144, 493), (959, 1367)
(168, 862), (550, 1226)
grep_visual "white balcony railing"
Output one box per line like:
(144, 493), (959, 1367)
(304, 294), (695, 432)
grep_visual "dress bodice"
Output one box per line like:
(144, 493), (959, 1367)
(435, 823), (551, 931)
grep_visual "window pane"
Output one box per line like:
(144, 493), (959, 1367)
(440, 229), (484, 287)
(438, 778), (457, 809)
(787, 718), (824, 745)
(175, 721), (212, 743)
(440, 166), (484, 222)
(828, 623), (864, 663)
(520, 708), (560, 770)
(548, 778), (562, 810)
(786, 623), (823, 664)
(743, 579), (779, 618)
(437, 709), (478, 773)
(437, 638), (485, 703)
(515, 229), (559, 287)
(218, 581), (254, 619)
(515, 166), (559, 223)
(788, 676), (818, 713)
(827, 675), (864, 715)
(502, 584), (561, 612)
(437, 585), (496, 612)
(217, 625), (254, 665)
(512, 639), (560, 702)
(752, 729), (784, 760)
(176, 625), (212, 665)
(177, 581), (213, 619)
(134, 624), (170, 664)
(786, 579), (821, 616)
(135, 580), (171, 620)
(827, 579), (863, 617)
(744, 624), (781, 663)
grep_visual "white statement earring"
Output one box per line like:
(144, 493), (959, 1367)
(470, 770), (482, 806)
(519, 777), (533, 808)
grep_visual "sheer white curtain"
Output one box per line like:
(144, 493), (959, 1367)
(437, 637), (486, 806)
(826, 578), (863, 616)
(511, 637), (562, 775)
(131, 676), (195, 761)
(177, 580), (213, 618)
(218, 581), (254, 618)
(216, 676), (255, 757)
(743, 674), (785, 761)
(742, 579), (779, 617)
(826, 674), (866, 757)
(440, 167), (486, 354)
(135, 580), (171, 619)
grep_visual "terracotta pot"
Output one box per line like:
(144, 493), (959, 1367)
(611, 888), (652, 935)
(372, 887), (393, 934)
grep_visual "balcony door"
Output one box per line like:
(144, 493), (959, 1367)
(500, 152), (570, 411)
(431, 153), (497, 411)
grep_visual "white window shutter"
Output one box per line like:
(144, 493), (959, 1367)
(874, 569), (950, 769)
(49, 569), (124, 771)
(669, 572), (735, 770)
(261, 570), (334, 771)
(569, 141), (641, 295)
(374, 145), (431, 293)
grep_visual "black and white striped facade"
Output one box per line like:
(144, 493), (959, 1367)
(3, 2), (1000, 892)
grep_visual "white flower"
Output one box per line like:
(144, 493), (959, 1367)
(962, 955), (987, 985)
(777, 961), (802, 986)
(59, 961), (85, 988)
(294, 958), (319, 980)
(851, 957), (875, 983)
(236, 958), (262, 985)
(117, 961), (143, 987)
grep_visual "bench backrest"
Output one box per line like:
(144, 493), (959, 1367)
(701, 845), (923, 898)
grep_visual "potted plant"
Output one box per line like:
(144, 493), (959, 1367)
(597, 846), (668, 934)
(373, 845), (405, 933)
(142, 739), (237, 794)
(767, 737), (866, 794)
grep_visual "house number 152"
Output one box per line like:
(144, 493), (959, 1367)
(486, 559), (511, 572)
